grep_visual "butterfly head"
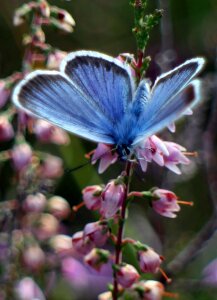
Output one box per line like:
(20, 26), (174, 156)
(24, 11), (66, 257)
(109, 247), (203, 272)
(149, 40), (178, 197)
(116, 144), (132, 161)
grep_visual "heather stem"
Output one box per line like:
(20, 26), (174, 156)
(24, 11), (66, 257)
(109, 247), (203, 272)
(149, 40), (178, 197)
(113, 161), (133, 300)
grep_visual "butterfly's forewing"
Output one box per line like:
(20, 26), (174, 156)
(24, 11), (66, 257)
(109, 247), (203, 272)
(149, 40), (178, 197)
(132, 58), (205, 145)
(61, 51), (135, 122)
(13, 51), (134, 144)
(13, 71), (115, 144)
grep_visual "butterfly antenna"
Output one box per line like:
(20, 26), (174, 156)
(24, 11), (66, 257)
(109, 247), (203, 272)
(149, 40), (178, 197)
(65, 146), (118, 174)
(65, 161), (91, 173)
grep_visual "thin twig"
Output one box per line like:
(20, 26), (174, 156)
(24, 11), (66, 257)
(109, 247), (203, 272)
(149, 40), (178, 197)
(113, 161), (133, 300)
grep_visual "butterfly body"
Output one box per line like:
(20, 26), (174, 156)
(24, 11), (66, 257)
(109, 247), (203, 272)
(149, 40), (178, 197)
(12, 50), (205, 161)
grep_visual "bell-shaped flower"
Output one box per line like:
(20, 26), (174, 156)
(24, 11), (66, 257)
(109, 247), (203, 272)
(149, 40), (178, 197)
(23, 193), (46, 213)
(134, 280), (164, 300)
(0, 116), (14, 142)
(23, 245), (45, 271)
(0, 80), (10, 108)
(100, 180), (125, 219)
(11, 143), (32, 171)
(82, 185), (103, 211)
(116, 263), (140, 288)
(91, 143), (118, 174)
(138, 247), (163, 274)
(151, 189), (180, 218)
(84, 248), (110, 271)
(47, 196), (70, 220)
(33, 119), (69, 144)
(83, 221), (110, 247)
(72, 231), (94, 256)
(15, 277), (45, 300)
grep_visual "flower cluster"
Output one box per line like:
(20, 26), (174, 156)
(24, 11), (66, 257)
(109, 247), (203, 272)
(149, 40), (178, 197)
(0, 1), (78, 299)
(91, 134), (192, 175)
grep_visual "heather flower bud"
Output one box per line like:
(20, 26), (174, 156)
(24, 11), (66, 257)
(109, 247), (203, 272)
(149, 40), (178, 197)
(116, 263), (140, 288)
(23, 193), (46, 213)
(82, 185), (103, 211)
(15, 277), (45, 300)
(50, 234), (72, 255)
(46, 50), (67, 70)
(34, 119), (69, 144)
(163, 142), (190, 174)
(72, 231), (94, 255)
(100, 180), (125, 218)
(98, 291), (112, 300)
(151, 189), (180, 218)
(134, 280), (164, 300)
(35, 213), (59, 240)
(23, 245), (45, 271)
(91, 143), (118, 174)
(47, 196), (70, 220)
(0, 81), (10, 108)
(138, 247), (163, 274)
(84, 221), (110, 247)
(11, 143), (32, 171)
(84, 248), (110, 271)
(0, 116), (14, 142)
(13, 4), (31, 26)
(39, 154), (63, 178)
(50, 7), (75, 33)
(38, 0), (50, 18)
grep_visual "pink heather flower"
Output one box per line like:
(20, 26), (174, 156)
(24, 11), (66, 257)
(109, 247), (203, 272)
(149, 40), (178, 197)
(11, 143), (32, 171)
(163, 142), (190, 174)
(82, 185), (103, 211)
(47, 196), (70, 220)
(135, 135), (190, 174)
(39, 154), (63, 178)
(34, 213), (59, 240)
(100, 180), (125, 219)
(0, 81), (10, 108)
(138, 247), (163, 274)
(91, 143), (118, 174)
(98, 291), (112, 300)
(72, 231), (94, 255)
(33, 119), (69, 144)
(50, 234), (72, 255)
(152, 189), (180, 218)
(116, 264), (140, 288)
(23, 245), (45, 271)
(23, 193), (46, 213)
(136, 135), (169, 172)
(83, 221), (109, 247)
(202, 259), (217, 286)
(47, 50), (67, 70)
(84, 248), (110, 271)
(135, 280), (165, 300)
(0, 116), (14, 142)
(15, 277), (45, 300)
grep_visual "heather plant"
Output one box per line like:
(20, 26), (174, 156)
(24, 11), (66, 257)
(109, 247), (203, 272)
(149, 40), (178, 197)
(0, 1), (216, 300)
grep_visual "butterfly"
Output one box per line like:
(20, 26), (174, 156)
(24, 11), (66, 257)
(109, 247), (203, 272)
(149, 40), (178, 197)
(12, 50), (205, 159)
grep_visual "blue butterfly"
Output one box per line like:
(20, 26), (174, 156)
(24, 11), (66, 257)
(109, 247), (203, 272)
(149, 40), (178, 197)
(12, 51), (205, 159)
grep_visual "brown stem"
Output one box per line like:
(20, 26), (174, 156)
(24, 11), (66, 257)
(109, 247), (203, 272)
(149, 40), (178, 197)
(112, 161), (133, 300)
